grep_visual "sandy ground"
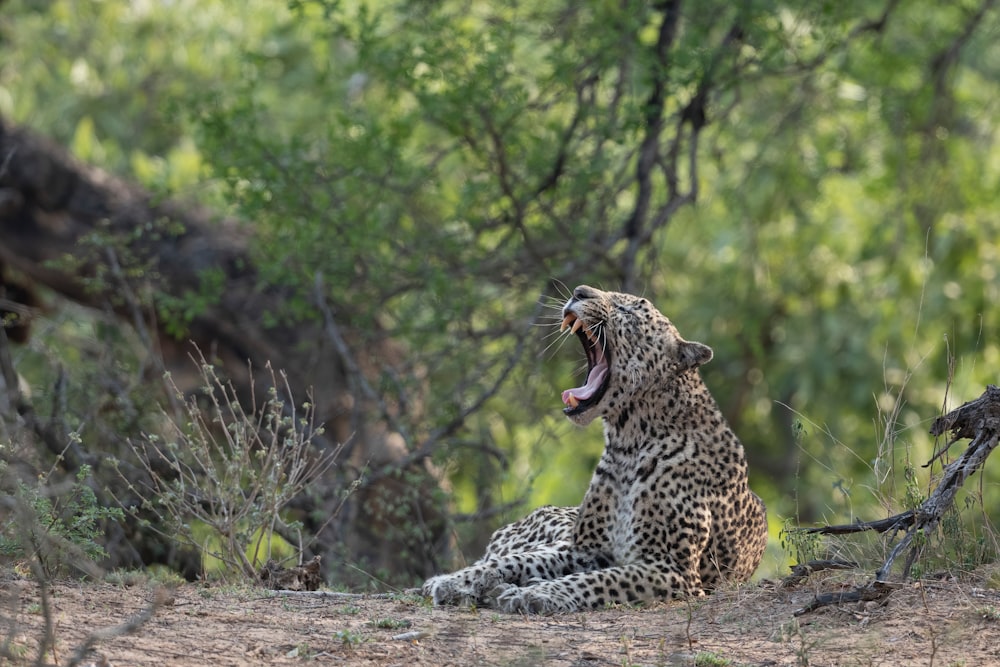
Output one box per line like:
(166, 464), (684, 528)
(4, 569), (1000, 666)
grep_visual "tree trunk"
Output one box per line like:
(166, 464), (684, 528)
(0, 116), (448, 585)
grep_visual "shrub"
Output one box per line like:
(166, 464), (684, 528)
(112, 352), (341, 580)
(0, 463), (124, 577)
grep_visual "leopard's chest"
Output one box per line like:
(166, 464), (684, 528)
(599, 446), (691, 561)
(594, 406), (721, 551)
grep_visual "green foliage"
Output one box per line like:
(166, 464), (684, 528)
(694, 652), (733, 667)
(155, 266), (228, 339)
(778, 519), (822, 566)
(4, 0), (1000, 577)
(0, 463), (124, 576)
(903, 463), (926, 511)
(332, 629), (364, 647)
(367, 617), (410, 630)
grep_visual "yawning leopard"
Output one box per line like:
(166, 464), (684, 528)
(422, 285), (768, 613)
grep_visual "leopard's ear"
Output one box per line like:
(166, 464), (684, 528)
(678, 340), (713, 370)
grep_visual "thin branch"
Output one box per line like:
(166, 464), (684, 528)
(67, 588), (167, 667)
(848, 0), (901, 39)
(620, 12), (746, 291)
(929, 0), (996, 77)
(312, 271), (401, 445)
(530, 73), (596, 199)
(31, 579), (54, 667)
(362, 299), (546, 487)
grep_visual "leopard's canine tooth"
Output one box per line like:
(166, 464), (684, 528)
(570, 319), (584, 334)
(560, 314), (575, 332)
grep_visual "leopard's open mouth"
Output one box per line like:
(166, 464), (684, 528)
(559, 311), (610, 416)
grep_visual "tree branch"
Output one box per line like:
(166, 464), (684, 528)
(621, 0), (682, 290)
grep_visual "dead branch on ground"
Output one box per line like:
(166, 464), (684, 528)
(793, 385), (1000, 615)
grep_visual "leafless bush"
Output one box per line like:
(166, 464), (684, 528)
(112, 351), (341, 580)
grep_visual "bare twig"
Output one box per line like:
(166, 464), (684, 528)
(312, 271), (396, 441)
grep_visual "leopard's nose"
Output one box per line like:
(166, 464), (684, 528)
(572, 285), (597, 301)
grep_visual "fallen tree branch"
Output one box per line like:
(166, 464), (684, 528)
(801, 511), (916, 537)
(794, 385), (1000, 613)
(794, 581), (898, 617)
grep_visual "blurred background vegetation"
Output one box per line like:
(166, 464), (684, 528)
(1, 0), (998, 585)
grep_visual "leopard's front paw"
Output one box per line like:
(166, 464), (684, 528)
(495, 584), (576, 614)
(421, 567), (512, 607)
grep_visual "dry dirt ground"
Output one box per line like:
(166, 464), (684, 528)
(5, 569), (1000, 667)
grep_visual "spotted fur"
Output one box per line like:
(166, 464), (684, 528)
(422, 285), (768, 613)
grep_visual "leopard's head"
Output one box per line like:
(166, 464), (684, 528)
(558, 285), (713, 425)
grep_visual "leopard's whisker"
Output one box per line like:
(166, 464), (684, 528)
(549, 278), (572, 301)
(540, 329), (576, 359)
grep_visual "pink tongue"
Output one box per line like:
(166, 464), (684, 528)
(561, 351), (609, 406)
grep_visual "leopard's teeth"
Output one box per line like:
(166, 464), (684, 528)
(560, 314), (575, 332)
(566, 394), (580, 409)
(570, 319), (584, 334)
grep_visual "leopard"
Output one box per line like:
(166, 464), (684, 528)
(422, 284), (768, 613)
